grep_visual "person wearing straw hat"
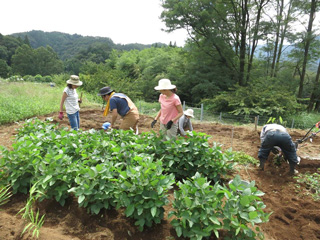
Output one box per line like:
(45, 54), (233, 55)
(97, 86), (139, 131)
(178, 108), (194, 137)
(151, 79), (183, 139)
(58, 75), (83, 130)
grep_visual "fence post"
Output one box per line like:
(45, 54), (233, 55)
(219, 112), (222, 122)
(231, 127), (234, 149)
(183, 101), (186, 111)
(254, 116), (258, 131)
(200, 104), (203, 122)
(291, 119), (294, 129)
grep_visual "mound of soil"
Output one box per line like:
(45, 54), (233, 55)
(0, 107), (320, 240)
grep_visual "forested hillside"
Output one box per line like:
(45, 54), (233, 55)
(11, 30), (166, 60)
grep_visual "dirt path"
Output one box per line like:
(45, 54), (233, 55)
(1, 107), (320, 240)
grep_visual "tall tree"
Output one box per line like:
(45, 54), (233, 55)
(307, 61), (320, 111)
(160, 0), (273, 86)
(297, 0), (318, 98)
(34, 46), (64, 75)
(11, 44), (36, 75)
(0, 59), (10, 78)
(11, 45), (63, 76)
(246, 0), (270, 83)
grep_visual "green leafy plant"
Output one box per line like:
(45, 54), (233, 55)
(170, 174), (271, 240)
(222, 175), (272, 239)
(231, 151), (259, 165)
(267, 116), (285, 125)
(114, 155), (175, 231)
(169, 172), (223, 239)
(141, 131), (233, 182)
(68, 161), (119, 214)
(0, 185), (12, 207)
(295, 168), (320, 201)
(18, 182), (45, 239)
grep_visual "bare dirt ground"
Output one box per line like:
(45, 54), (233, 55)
(0, 107), (320, 240)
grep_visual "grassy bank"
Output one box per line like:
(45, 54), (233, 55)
(0, 82), (97, 125)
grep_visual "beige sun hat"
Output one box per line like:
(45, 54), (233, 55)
(66, 75), (83, 86)
(184, 109), (194, 118)
(154, 79), (176, 90)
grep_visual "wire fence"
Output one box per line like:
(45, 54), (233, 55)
(138, 100), (314, 130)
(181, 102), (313, 130)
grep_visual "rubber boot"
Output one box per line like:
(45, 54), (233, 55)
(289, 162), (298, 175)
(259, 159), (266, 171)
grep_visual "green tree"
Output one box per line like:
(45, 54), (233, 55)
(11, 45), (63, 76)
(297, 0), (319, 98)
(0, 34), (23, 65)
(0, 59), (10, 78)
(34, 46), (64, 75)
(308, 61), (320, 111)
(11, 44), (36, 75)
(160, 0), (271, 86)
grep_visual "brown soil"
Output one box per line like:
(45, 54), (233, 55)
(0, 107), (320, 240)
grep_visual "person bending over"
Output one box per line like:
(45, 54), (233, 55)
(258, 123), (299, 175)
(178, 108), (194, 137)
(98, 87), (139, 131)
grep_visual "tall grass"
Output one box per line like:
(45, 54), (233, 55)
(0, 82), (96, 125)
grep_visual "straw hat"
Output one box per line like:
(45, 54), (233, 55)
(154, 79), (176, 90)
(66, 75), (82, 86)
(184, 109), (194, 118)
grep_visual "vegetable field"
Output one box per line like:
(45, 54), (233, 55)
(0, 107), (320, 240)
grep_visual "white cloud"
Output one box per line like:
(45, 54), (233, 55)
(1, 0), (188, 46)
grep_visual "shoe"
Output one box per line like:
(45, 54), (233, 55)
(297, 156), (301, 165)
(259, 159), (265, 171)
(289, 163), (298, 175)
(289, 169), (299, 175)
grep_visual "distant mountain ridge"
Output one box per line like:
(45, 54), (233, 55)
(11, 30), (167, 60)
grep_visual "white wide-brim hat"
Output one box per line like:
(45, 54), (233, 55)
(154, 79), (176, 90)
(184, 109), (194, 118)
(66, 75), (83, 86)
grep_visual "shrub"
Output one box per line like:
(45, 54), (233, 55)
(170, 172), (223, 239)
(170, 174), (272, 240)
(114, 155), (175, 231)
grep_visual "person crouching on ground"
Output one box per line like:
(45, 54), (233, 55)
(59, 75), (82, 130)
(258, 123), (299, 175)
(178, 108), (194, 138)
(151, 79), (183, 139)
(98, 87), (139, 131)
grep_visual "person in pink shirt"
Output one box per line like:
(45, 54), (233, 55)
(151, 79), (183, 138)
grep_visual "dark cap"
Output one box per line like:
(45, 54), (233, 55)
(98, 87), (114, 96)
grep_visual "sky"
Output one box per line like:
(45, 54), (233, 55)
(1, 0), (189, 46)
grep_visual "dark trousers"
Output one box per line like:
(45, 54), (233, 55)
(258, 130), (298, 165)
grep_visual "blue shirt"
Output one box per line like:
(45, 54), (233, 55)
(109, 93), (130, 117)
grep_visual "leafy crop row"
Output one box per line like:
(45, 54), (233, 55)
(0, 118), (270, 238)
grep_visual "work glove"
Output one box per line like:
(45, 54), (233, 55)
(166, 120), (173, 130)
(102, 122), (111, 130)
(151, 119), (157, 128)
(58, 112), (63, 120)
(316, 121), (320, 129)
